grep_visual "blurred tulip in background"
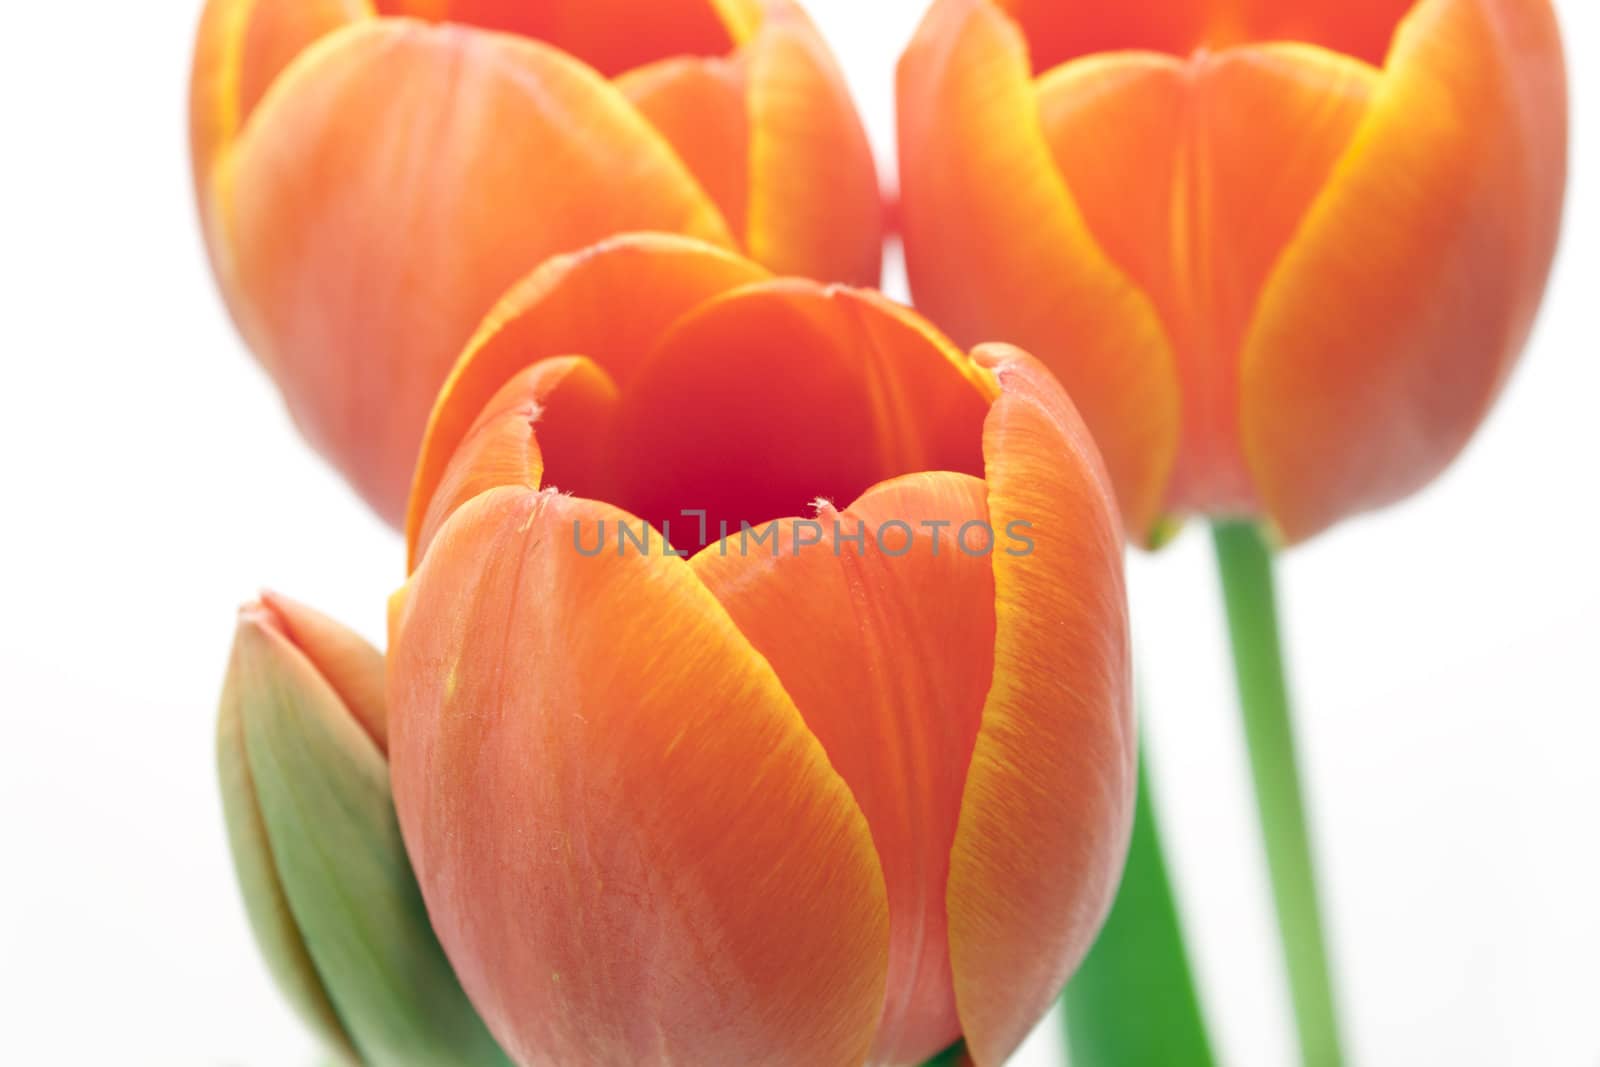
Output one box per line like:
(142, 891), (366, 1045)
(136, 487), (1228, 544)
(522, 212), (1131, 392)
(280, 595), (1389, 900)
(899, 0), (1567, 545)
(190, 0), (881, 524)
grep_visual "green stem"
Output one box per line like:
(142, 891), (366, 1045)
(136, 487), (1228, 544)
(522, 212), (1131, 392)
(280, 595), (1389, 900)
(1212, 521), (1343, 1067)
(1063, 746), (1215, 1067)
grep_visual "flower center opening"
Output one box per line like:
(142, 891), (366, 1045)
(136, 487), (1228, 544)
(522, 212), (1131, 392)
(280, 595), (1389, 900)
(995, 0), (1417, 71)
(577, 287), (992, 547)
(375, 0), (740, 78)
(407, 273), (997, 573)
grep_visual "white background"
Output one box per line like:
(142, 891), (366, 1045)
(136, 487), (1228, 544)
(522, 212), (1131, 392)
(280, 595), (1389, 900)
(1, 1), (1595, 1064)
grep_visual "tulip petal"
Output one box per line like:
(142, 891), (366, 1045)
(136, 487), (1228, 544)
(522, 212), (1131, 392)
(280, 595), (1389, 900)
(993, 1), (1415, 70)
(617, 56), (752, 247)
(604, 2), (887, 287)
(745, 2), (884, 286)
(390, 487), (890, 1066)
(218, 22), (734, 524)
(189, 0), (373, 326)
(375, 0), (740, 78)
(1035, 43), (1378, 514)
(898, 0), (1180, 541)
(256, 590), (388, 753)
(1240, 0), (1567, 541)
(693, 473), (996, 1063)
(606, 283), (992, 538)
(409, 234), (770, 555)
(409, 356), (620, 567)
(226, 605), (508, 1066)
(713, 0), (768, 41)
(947, 345), (1135, 1066)
(189, 0), (372, 220)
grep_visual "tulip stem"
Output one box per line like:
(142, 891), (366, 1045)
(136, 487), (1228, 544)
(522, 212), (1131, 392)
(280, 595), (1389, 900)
(1212, 521), (1343, 1067)
(1062, 745), (1215, 1067)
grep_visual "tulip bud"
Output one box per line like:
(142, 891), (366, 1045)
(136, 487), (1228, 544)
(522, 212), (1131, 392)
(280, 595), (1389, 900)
(389, 234), (1135, 1066)
(190, 0), (881, 525)
(898, 0), (1567, 545)
(218, 592), (508, 1066)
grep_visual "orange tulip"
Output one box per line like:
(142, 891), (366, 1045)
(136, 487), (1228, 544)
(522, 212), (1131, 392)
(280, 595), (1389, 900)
(387, 234), (1135, 1065)
(190, 0), (881, 526)
(898, 0), (1567, 545)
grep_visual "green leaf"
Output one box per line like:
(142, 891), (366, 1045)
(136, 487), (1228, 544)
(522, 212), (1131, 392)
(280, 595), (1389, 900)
(1062, 748), (1215, 1067)
(921, 1039), (969, 1066)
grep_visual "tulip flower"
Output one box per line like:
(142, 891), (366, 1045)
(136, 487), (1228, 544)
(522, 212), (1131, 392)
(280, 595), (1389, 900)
(386, 233), (1135, 1065)
(218, 592), (508, 1065)
(899, 0), (1567, 545)
(190, 0), (881, 526)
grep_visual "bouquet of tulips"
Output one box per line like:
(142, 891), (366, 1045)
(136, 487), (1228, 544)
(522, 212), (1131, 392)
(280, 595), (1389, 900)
(192, 2), (1567, 1065)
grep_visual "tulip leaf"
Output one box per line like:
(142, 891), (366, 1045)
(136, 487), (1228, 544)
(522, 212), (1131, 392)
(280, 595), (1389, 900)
(1062, 747), (1215, 1067)
(921, 1039), (970, 1065)
(236, 630), (510, 1067)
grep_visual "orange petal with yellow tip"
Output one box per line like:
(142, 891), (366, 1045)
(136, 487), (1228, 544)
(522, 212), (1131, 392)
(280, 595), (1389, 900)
(375, 0), (741, 78)
(898, 0), (1180, 541)
(408, 357), (620, 568)
(1240, 0), (1567, 542)
(617, 56), (752, 247)
(388, 487), (890, 1066)
(218, 22), (733, 526)
(189, 0), (372, 314)
(693, 473), (995, 1064)
(605, 283), (992, 536)
(745, 2), (885, 286)
(1035, 43), (1378, 515)
(409, 234), (769, 556)
(948, 345), (1135, 1066)
(189, 0), (372, 224)
(992, 0), (1415, 70)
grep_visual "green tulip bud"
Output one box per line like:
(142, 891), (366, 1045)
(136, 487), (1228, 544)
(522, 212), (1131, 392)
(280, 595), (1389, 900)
(218, 592), (508, 1067)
